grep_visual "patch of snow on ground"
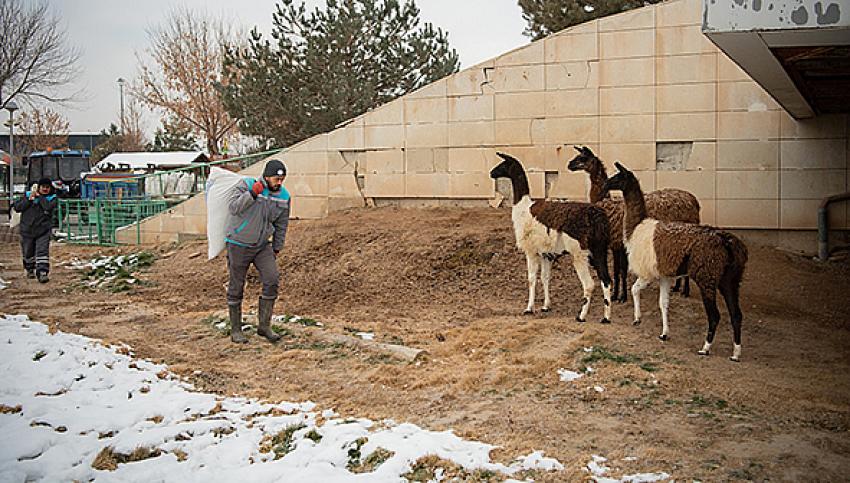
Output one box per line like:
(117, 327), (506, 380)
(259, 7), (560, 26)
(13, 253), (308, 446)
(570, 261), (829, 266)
(0, 277), (9, 290)
(558, 368), (583, 382)
(586, 455), (671, 483)
(355, 332), (374, 341)
(0, 315), (562, 482)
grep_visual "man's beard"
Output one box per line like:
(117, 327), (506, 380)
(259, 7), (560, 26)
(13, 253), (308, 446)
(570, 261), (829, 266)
(267, 184), (281, 192)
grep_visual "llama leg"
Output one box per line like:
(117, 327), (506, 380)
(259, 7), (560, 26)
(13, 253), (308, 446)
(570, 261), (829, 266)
(631, 277), (650, 326)
(540, 257), (552, 312)
(683, 276), (691, 298)
(698, 288), (721, 357)
(591, 248), (613, 324)
(572, 254), (595, 323)
(524, 254), (540, 315)
(721, 281), (743, 362)
(618, 251), (630, 303)
(672, 277), (681, 292)
(658, 276), (672, 341)
(611, 249), (621, 303)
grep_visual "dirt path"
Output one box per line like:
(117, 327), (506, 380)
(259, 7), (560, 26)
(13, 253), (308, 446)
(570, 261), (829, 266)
(2, 206), (849, 481)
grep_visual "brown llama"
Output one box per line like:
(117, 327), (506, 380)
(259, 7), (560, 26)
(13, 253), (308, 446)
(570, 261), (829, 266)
(602, 162), (748, 362)
(490, 153), (614, 324)
(567, 146), (701, 301)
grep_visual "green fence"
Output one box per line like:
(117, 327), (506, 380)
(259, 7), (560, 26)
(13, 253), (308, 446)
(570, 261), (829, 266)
(57, 198), (170, 245)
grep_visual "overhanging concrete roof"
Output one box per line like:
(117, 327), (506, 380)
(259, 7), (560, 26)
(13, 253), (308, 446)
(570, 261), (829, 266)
(702, 0), (850, 119)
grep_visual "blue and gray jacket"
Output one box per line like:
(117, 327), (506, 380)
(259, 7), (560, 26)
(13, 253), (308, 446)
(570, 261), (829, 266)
(224, 177), (291, 251)
(13, 191), (57, 238)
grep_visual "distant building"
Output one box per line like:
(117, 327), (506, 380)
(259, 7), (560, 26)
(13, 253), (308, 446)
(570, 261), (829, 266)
(0, 132), (105, 156)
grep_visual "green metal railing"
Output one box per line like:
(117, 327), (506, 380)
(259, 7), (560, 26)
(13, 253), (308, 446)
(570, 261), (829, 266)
(59, 149), (284, 245)
(57, 198), (170, 245)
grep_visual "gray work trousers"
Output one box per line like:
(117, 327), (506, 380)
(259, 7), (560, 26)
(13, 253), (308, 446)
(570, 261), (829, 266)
(226, 242), (280, 306)
(21, 231), (51, 274)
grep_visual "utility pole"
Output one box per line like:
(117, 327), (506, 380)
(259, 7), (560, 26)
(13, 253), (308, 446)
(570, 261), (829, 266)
(117, 77), (126, 134)
(5, 100), (19, 220)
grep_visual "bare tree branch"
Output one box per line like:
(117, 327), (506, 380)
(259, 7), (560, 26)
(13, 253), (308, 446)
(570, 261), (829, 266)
(0, 0), (83, 109)
(16, 106), (70, 153)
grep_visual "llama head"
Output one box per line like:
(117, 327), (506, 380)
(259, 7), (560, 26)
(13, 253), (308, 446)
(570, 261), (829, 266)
(490, 152), (523, 180)
(567, 146), (599, 172)
(601, 162), (638, 195)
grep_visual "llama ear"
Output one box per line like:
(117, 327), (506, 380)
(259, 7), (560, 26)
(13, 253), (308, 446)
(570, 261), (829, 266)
(573, 145), (582, 153)
(496, 152), (510, 161)
(614, 162), (626, 172)
(581, 146), (594, 156)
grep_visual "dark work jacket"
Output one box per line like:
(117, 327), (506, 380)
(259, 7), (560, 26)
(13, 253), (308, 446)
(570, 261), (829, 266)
(224, 178), (291, 251)
(13, 191), (57, 238)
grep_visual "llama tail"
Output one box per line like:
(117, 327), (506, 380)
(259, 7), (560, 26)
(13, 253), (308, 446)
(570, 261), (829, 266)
(719, 231), (748, 286)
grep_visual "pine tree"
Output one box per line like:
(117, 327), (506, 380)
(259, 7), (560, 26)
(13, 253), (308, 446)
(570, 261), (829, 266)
(220, 0), (460, 147)
(150, 118), (199, 152)
(518, 0), (663, 40)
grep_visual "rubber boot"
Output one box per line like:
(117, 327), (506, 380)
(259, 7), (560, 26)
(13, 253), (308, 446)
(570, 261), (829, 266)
(257, 298), (280, 343)
(229, 304), (247, 344)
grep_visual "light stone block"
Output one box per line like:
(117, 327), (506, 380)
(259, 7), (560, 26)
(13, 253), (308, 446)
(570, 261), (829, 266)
(657, 0), (702, 26)
(781, 199), (846, 229)
(656, 170), (716, 200)
(718, 111), (780, 140)
(448, 121), (495, 147)
(534, 117), (599, 145)
(328, 125), (365, 150)
(364, 99), (404, 125)
(448, 64), (492, 96)
(545, 89), (598, 117)
(780, 170), (847, 200)
(491, 65), (545, 92)
(448, 147), (494, 173)
(364, 149), (404, 174)
(599, 5), (655, 31)
(406, 173), (451, 197)
(495, 91), (546, 119)
(656, 54), (717, 85)
(291, 134), (328, 152)
(450, 172), (495, 198)
(656, 25), (717, 56)
(717, 81), (780, 112)
(405, 123), (449, 148)
(780, 139), (846, 169)
(548, 170), (590, 200)
(599, 143), (655, 171)
(656, 83), (716, 113)
(634, 170), (657, 192)
(449, 95), (494, 122)
(288, 175), (328, 197)
(404, 97), (448, 124)
(495, 119), (534, 146)
(657, 113), (716, 141)
(601, 115), (654, 143)
(717, 55), (751, 82)
(600, 86), (655, 115)
(599, 57), (654, 87)
(328, 173), (362, 197)
(699, 198), (717, 226)
(496, 41), (545, 66)
(365, 125), (404, 149)
(600, 29), (655, 60)
(364, 173), (405, 197)
(291, 196), (328, 219)
(688, 142), (717, 171)
(328, 151), (359, 174)
(716, 140), (779, 170)
(546, 61), (600, 90)
(544, 33), (598, 63)
(493, 145), (548, 171)
(716, 170), (778, 199)
(405, 149), (436, 173)
(527, 171), (546, 198)
(407, 79), (448, 99)
(779, 112), (847, 139)
(282, 151), (329, 175)
(716, 199), (778, 228)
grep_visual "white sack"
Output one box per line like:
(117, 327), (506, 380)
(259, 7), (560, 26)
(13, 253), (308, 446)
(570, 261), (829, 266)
(205, 167), (244, 260)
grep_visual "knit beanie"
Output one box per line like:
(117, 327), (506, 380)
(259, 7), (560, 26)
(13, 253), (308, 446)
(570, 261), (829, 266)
(263, 159), (287, 177)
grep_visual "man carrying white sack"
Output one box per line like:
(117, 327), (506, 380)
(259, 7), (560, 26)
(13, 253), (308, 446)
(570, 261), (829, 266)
(224, 159), (291, 344)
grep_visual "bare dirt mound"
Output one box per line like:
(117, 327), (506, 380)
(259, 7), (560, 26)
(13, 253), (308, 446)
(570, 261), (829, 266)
(2, 206), (850, 481)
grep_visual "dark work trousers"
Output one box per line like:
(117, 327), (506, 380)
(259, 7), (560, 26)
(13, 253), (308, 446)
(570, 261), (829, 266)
(226, 242), (280, 306)
(21, 231), (51, 275)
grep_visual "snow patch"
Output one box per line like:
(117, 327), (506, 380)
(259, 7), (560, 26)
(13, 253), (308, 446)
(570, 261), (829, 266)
(558, 369), (583, 382)
(586, 454), (670, 483)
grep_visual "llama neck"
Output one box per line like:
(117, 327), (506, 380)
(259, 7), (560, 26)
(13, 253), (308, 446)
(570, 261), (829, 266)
(587, 161), (609, 203)
(622, 181), (648, 239)
(507, 166), (531, 205)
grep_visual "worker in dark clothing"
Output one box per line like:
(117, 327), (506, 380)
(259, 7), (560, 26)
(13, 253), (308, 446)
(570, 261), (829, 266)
(224, 159), (291, 343)
(13, 178), (58, 283)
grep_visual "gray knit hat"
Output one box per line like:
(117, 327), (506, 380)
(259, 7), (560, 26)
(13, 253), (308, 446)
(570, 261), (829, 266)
(263, 159), (287, 177)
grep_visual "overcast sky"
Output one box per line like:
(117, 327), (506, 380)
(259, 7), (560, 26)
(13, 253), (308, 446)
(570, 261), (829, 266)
(37, 0), (529, 136)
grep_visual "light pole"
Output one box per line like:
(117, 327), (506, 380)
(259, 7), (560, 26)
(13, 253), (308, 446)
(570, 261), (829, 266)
(5, 100), (18, 216)
(117, 77), (126, 134)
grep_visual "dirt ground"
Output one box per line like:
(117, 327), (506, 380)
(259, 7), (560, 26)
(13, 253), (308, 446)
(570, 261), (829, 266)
(2, 206), (850, 481)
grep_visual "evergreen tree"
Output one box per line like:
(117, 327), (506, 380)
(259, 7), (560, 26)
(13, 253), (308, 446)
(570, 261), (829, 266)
(518, 0), (662, 40)
(220, 0), (459, 146)
(150, 118), (199, 152)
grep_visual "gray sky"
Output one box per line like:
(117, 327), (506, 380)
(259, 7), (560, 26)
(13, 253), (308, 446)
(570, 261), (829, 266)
(42, 0), (529, 135)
